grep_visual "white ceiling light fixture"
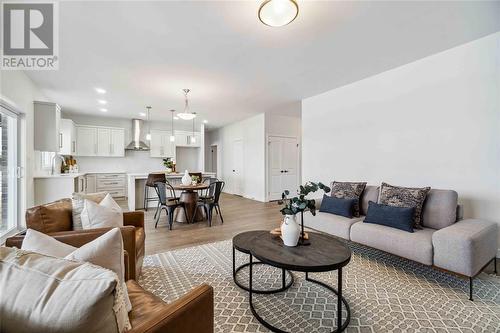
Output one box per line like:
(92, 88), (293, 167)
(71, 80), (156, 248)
(258, 0), (299, 27)
(145, 106), (152, 141)
(169, 110), (176, 142)
(95, 88), (106, 94)
(173, 116), (179, 120)
(203, 120), (208, 124)
(139, 112), (146, 117)
(177, 89), (197, 120)
(99, 108), (108, 112)
(97, 99), (107, 105)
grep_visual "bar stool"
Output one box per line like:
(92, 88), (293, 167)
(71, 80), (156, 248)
(144, 172), (166, 211)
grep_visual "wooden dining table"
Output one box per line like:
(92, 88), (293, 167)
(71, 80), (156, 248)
(173, 183), (209, 223)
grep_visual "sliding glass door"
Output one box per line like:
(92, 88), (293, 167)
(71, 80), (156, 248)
(0, 105), (19, 239)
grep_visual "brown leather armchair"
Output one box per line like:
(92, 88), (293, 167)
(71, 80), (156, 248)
(4, 231), (214, 333)
(6, 198), (145, 279)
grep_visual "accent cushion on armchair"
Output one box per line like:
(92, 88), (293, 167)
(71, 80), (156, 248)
(7, 198), (145, 279)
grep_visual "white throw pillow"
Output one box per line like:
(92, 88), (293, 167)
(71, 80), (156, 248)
(0, 246), (130, 333)
(72, 191), (108, 230)
(21, 228), (132, 312)
(21, 228), (77, 257)
(81, 194), (123, 229)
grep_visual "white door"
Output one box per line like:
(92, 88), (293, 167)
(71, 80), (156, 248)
(110, 129), (125, 157)
(76, 127), (97, 156)
(232, 140), (243, 195)
(210, 146), (217, 174)
(268, 136), (299, 201)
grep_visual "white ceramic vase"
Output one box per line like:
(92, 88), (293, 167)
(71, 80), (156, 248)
(281, 214), (300, 247)
(181, 170), (191, 185)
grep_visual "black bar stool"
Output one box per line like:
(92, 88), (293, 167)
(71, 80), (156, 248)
(143, 172), (166, 211)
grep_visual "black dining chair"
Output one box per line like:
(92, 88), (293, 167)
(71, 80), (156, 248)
(199, 177), (217, 202)
(194, 180), (224, 226)
(154, 181), (187, 230)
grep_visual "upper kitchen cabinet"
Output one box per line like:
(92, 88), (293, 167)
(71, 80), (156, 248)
(150, 130), (175, 158)
(174, 130), (201, 148)
(34, 101), (61, 152)
(59, 119), (76, 155)
(76, 126), (97, 156)
(76, 125), (125, 157)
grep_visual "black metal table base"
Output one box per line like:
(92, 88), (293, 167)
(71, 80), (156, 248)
(248, 255), (351, 333)
(233, 246), (294, 294)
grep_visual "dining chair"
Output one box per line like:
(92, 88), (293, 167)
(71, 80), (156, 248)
(154, 181), (188, 230)
(144, 172), (166, 212)
(199, 177), (217, 202)
(194, 180), (224, 226)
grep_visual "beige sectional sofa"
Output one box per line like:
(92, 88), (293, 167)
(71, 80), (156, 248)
(303, 185), (498, 300)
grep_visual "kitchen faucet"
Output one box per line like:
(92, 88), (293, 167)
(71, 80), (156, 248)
(51, 153), (67, 175)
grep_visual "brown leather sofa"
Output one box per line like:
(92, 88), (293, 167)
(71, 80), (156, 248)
(6, 198), (145, 280)
(5, 231), (214, 333)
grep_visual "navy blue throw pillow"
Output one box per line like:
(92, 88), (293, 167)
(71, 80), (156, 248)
(319, 194), (357, 218)
(364, 201), (415, 232)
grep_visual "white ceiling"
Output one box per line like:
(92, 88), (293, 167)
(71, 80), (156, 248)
(24, 1), (500, 129)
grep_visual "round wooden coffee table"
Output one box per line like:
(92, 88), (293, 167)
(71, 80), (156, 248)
(247, 232), (352, 333)
(232, 231), (294, 294)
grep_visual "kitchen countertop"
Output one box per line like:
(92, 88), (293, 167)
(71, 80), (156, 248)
(33, 173), (86, 179)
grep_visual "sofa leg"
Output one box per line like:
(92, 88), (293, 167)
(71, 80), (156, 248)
(469, 277), (473, 301)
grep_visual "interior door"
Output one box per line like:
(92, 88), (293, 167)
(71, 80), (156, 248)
(268, 137), (283, 200)
(268, 136), (299, 201)
(232, 140), (243, 195)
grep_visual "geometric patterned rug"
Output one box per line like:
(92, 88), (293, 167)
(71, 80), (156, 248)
(138, 238), (500, 333)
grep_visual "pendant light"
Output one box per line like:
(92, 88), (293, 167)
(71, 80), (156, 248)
(145, 106), (152, 141)
(191, 117), (196, 144)
(169, 109), (175, 142)
(258, 0), (299, 27)
(177, 89), (197, 120)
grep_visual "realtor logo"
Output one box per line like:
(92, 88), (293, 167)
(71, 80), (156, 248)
(1, 1), (59, 70)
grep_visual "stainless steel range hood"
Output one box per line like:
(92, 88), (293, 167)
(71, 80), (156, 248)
(125, 119), (150, 151)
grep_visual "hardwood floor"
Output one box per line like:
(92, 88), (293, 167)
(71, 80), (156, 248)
(122, 193), (282, 255)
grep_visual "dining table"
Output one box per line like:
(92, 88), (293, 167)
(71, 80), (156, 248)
(173, 183), (209, 223)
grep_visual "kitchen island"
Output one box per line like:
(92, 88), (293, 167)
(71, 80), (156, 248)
(127, 172), (216, 211)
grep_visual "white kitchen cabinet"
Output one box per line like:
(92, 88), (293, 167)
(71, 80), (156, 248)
(76, 125), (125, 157)
(76, 126), (97, 156)
(150, 130), (175, 158)
(110, 129), (125, 157)
(174, 131), (200, 148)
(96, 173), (126, 197)
(97, 128), (111, 156)
(60, 119), (76, 155)
(34, 101), (61, 152)
(76, 175), (86, 193)
(85, 174), (96, 193)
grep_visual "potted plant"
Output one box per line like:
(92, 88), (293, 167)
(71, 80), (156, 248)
(278, 181), (330, 246)
(163, 158), (174, 173)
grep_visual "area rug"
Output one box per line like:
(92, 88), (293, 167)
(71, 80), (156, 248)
(138, 238), (500, 333)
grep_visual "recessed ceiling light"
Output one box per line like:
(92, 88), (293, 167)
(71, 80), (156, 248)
(97, 100), (107, 105)
(258, 0), (299, 27)
(95, 88), (106, 94)
(139, 112), (146, 117)
(173, 116), (179, 120)
(99, 108), (108, 112)
(203, 120), (208, 124)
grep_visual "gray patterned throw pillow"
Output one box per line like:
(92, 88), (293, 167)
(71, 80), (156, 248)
(378, 182), (430, 229)
(330, 181), (367, 217)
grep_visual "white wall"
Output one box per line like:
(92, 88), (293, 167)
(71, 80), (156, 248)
(206, 114), (266, 201)
(1, 71), (49, 225)
(302, 33), (500, 246)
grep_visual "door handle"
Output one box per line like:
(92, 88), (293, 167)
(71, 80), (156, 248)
(280, 170), (284, 173)
(59, 133), (63, 149)
(233, 170), (235, 172)
(72, 141), (76, 153)
(284, 170), (288, 173)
